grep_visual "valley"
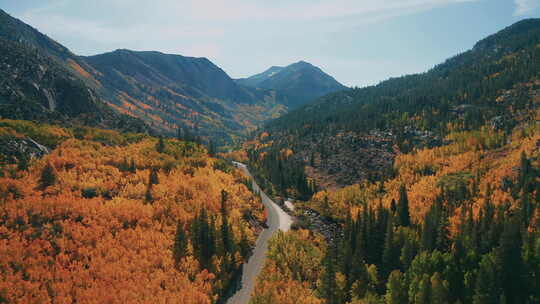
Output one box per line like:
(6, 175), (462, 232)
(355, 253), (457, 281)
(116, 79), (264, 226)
(227, 162), (292, 304)
(1, 4), (539, 304)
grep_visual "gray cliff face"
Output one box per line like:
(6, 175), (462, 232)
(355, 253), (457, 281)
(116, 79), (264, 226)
(0, 136), (50, 164)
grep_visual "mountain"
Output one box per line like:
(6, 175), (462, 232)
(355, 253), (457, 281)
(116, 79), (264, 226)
(246, 19), (540, 304)
(86, 50), (254, 103)
(246, 18), (540, 191)
(0, 9), (287, 145)
(236, 66), (285, 87)
(236, 61), (347, 108)
(82, 49), (287, 144)
(0, 8), (73, 60)
(0, 10), (148, 133)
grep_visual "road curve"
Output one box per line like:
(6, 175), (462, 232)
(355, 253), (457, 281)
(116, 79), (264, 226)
(226, 162), (293, 304)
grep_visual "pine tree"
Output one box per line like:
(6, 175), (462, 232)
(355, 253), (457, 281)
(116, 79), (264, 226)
(322, 195), (331, 216)
(497, 216), (525, 303)
(435, 208), (450, 252)
(194, 209), (215, 269)
(400, 237), (417, 269)
(430, 272), (449, 304)
(238, 224), (251, 259)
(17, 154), (29, 171)
(518, 151), (531, 191)
(341, 213), (355, 298)
(382, 216), (397, 278)
(479, 190), (495, 254)
(472, 253), (501, 304)
(119, 157), (130, 172)
(375, 202), (390, 266)
(173, 222), (188, 263)
(366, 264), (379, 295)
(386, 270), (408, 304)
(39, 162), (57, 189)
(416, 274), (431, 304)
(321, 245), (339, 304)
(129, 158), (137, 173)
(208, 215), (217, 263)
(156, 136), (166, 153)
(220, 190), (233, 254)
(144, 184), (154, 203)
(349, 217), (368, 297)
(149, 168), (159, 185)
(397, 184), (411, 227)
(520, 193), (533, 225)
(390, 199), (397, 214)
(350, 262), (369, 299)
(421, 212), (436, 251)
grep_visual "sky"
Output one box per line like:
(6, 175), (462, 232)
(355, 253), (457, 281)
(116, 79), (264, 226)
(1, 0), (539, 87)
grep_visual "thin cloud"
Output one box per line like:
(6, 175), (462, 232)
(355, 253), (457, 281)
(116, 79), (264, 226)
(20, 0), (480, 34)
(11, 0), (483, 85)
(18, 0), (479, 56)
(514, 0), (540, 15)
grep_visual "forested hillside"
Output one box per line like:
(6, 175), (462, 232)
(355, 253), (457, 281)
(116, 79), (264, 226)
(250, 110), (540, 304)
(2, 4), (540, 304)
(0, 119), (265, 303)
(246, 18), (540, 304)
(248, 18), (540, 190)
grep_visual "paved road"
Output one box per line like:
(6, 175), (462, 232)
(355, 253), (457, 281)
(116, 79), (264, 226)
(226, 162), (292, 304)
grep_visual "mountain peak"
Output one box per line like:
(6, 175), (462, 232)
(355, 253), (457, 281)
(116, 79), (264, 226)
(290, 60), (312, 67)
(235, 61), (346, 108)
(473, 18), (540, 51)
(0, 8), (73, 59)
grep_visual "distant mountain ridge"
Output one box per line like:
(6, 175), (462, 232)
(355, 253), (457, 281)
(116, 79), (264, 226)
(0, 7), (284, 142)
(236, 61), (347, 108)
(79, 49), (288, 144)
(0, 9), (347, 144)
(85, 49), (255, 104)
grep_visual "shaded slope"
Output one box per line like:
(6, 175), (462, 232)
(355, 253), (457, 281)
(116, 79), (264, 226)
(86, 50), (255, 103)
(83, 49), (287, 144)
(0, 37), (148, 132)
(0, 9), (149, 132)
(0, 9), (287, 143)
(236, 61), (346, 108)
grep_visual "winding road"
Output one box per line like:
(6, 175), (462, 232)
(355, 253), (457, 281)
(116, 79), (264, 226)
(226, 162), (293, 304)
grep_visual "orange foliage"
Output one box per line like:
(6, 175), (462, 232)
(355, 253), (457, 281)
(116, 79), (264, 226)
(0, 128), (264, 303)
(308, 125), (540, 230)
(67, 59), (92, 79)
(221, 150), (248, 163)
(251, 230), (324, 304)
